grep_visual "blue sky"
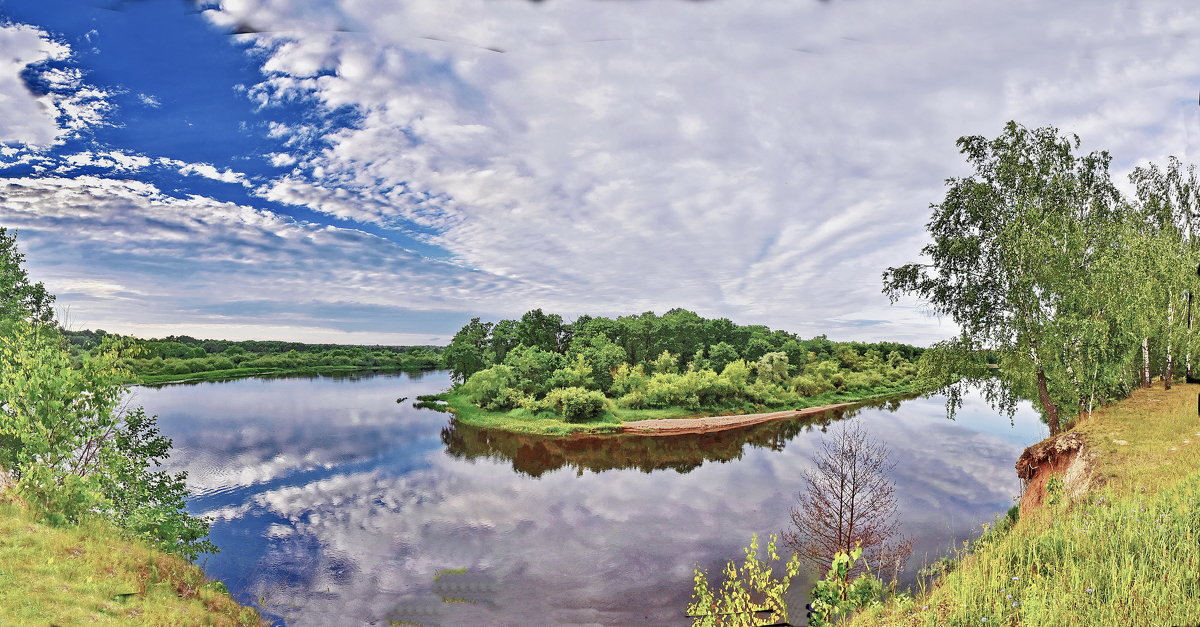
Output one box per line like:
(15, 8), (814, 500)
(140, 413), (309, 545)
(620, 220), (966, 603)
(1, 1), (1198, 345)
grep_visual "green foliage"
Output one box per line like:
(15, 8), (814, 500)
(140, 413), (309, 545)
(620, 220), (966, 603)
(502, 344), (565, 396)
(755, 352), (789, 384)
(687, 534), (800, 627)
(541, 386), (609, 422)
(0, 323), (216, 560)
(1046, 474), (1065, 506)
(0, 227), (55, 327)
(448, 309), (923, 419)
(545, 353), (595, 390)
(882, 121), (1200, 435)
(703, 341), (740, 374)
(650, 349), (680, 375)
(808, 546), (885, 627)
(65, 329), (444, 384)
(460, 365), (519, 410)
(571, 333), (627, 392)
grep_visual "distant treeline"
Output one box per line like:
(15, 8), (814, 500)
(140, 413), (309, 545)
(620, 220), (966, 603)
(61, 329), (444, 379)
(445, 308), (924, 422)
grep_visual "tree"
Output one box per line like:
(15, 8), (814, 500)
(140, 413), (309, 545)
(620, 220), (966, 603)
(755, 352), (789, 384)
(514, 308), (565, 353)
(704, 342), (740, 374)
(0, 227), (55, 327)
(443, 317), (493, 383)
(0, 231), (214, 559)
(571, 333), (627, 392)
(0, 323), (215, 559)
(1129, 157), (1200, 388)
(883, 121), (1121, 435)
(783, 420), (910, 579)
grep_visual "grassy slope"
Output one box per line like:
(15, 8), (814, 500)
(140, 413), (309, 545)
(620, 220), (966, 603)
(851, 382), (1200, 627)
(0, 495), (263, 626)
(441, 382), (918, 436)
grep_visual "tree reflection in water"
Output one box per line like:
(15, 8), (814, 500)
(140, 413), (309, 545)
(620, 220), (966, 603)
(440, 395), (915, 477)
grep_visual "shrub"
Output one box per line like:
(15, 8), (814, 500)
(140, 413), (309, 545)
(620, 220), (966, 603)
(542, 386), (608, 422)
(611, 363), (649, 397)
(0, 324), (216, 560)
(617, 390), (648, 409)
(545, 354), (595, 390)
(460, 364), (518, 409)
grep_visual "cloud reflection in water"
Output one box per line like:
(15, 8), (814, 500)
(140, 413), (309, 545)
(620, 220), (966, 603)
(138, 373), (1047, 626)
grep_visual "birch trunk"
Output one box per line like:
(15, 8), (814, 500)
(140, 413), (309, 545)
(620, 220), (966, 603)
(1167, 299), (1175, 390)
(1030, 343), (1061, 435)
(1142, 336), (1151, 387)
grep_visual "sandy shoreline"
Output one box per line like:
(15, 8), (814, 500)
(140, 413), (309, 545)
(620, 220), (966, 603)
(617, 401), (860, 436)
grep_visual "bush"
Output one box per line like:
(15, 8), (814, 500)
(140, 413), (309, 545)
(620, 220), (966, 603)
(460, 365), (519, 410)
(617, 390), (648, 409)
(542, 387), (608, 422)
(0, 323), (216, 560)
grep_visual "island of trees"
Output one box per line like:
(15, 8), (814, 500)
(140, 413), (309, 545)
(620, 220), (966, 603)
(440, 308), (925, 433)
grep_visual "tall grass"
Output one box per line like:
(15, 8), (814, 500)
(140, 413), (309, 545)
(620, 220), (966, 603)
(0, 499), (263, 626)
(856, 478), (1200, 625)
(852, 382), (1200, 626)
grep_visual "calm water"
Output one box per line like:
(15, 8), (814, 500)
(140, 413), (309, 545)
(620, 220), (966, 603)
(132, 371), (1047, 626)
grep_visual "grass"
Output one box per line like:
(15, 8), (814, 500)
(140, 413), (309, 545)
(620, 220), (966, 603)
(132, 364), (427, 385)
(0, 495), (263, 626)
(440, 383), (918, 436)
(443, 392), (624, 435)
(850, 382), (1200, 626)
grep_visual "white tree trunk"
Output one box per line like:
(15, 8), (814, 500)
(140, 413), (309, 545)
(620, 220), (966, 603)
(1143, 336), (1151, 387)
(1167, 299), (1175, 390)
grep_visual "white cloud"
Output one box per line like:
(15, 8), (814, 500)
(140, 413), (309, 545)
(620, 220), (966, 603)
(0, 176), (542, 342)
(0, 23), (71, 146)
(190, 0), (1200, 345)
(157, 157), (251, 186)
(60, 150), (152, 172)
(0, 23), (113, 148)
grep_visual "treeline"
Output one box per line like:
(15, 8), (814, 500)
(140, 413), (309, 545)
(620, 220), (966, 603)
(61, 329), (444, 380)
(445, 308), (924, 422)
(886, 121), (1200, 435)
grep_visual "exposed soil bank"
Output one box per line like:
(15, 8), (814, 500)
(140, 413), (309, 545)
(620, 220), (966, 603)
(618, 401), (859, 435)
(1014, 430), (1099, 517)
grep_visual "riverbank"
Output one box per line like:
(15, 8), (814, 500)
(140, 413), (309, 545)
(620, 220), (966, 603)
(0, 486), (263, 626)
(850, 382), (1200, 626)
(619, 401), (860, 435)
(131, 364), (433, 386)
(440, 383), (917, 436)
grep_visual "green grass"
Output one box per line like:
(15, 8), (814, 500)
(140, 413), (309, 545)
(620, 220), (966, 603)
(440, 383), (917, 436)
(851, 382), (1200, 626)
(132, 364), (426, 385)
(443, 392), (624, 435)
(0, 495), (263, 626)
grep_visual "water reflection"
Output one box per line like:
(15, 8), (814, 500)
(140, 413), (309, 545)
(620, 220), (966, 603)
(441, 405), (876, 477)
(135, 373), (1048, 626)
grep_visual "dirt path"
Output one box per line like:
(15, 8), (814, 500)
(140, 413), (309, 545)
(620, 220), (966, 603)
(618, 401), (860, 436)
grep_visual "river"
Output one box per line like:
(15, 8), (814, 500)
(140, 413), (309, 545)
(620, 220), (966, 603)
(131, 371), (1047, 626)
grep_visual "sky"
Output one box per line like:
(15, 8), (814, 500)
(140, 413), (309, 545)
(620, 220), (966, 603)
(0, 1), (1198, 347)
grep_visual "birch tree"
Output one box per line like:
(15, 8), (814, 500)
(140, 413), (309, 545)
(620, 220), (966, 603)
(883, 122), (1120, 435)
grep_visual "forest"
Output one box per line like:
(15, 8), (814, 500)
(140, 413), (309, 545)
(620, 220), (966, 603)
(60, 329), (444, 383)
(444, 308), (925, 423)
